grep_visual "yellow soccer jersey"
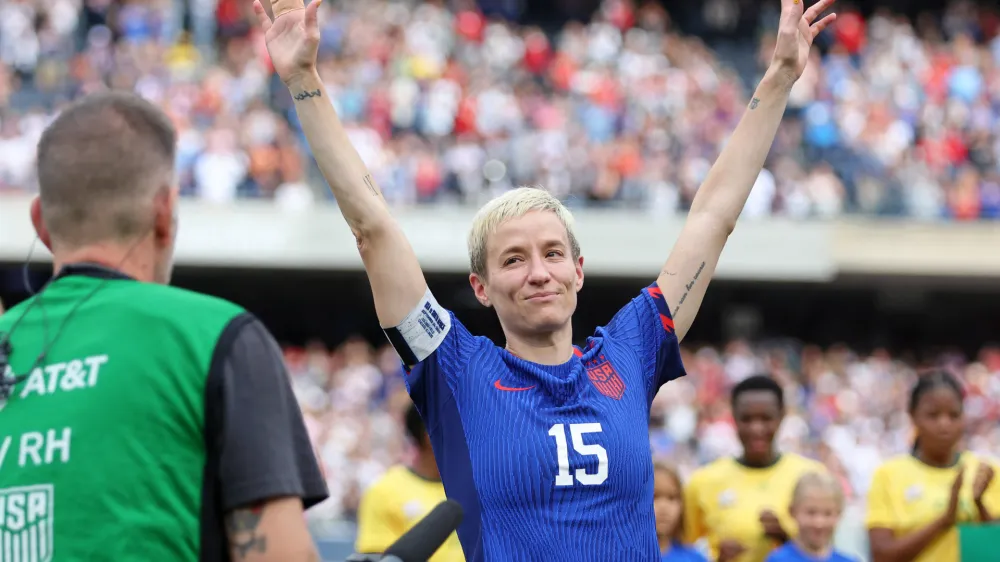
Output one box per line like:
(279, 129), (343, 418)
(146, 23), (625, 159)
(865, 452), (1000, 562)
(684, 453), (828, 562)
(355, 465), (465, 562)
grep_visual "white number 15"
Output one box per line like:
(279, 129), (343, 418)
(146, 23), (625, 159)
(548, 423), (608, 486)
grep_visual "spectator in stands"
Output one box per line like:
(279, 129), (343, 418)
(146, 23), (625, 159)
(354, 403), (464, 561)
(684, 375), (828, 562)
(865, 372), (999, 562)
(3, 0), (1000, 220)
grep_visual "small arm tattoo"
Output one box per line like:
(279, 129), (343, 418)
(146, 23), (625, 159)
(749, 97), (760, 110)
(363, 174), (380, 197)
(293, 89), (322, 101)
(226, 504), (268, 559)
(671, 261), (706, 316)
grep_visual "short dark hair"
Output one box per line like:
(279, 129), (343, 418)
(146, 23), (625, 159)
(731, 374), (784, 412)
(909, 371), (963, 414)
(404, 403), (426, 444)
(36, 91), (177, 248)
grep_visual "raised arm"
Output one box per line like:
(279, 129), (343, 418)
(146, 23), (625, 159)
(254, 0), (426, 327)
(657, 0), (836, 341)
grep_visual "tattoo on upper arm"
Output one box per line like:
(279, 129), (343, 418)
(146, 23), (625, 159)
(293, 89), (322, 102)
(671, 261), (706, 316)
(363, 174), (380, 197)
(749, 97), (760, 110)
(226, 504), (268, 559)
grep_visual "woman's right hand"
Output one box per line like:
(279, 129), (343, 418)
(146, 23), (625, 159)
(941, 465), (965, 527)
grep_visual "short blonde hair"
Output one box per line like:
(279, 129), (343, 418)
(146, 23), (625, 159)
(468, 187), (581, 278)
(791, 471), (844, 510)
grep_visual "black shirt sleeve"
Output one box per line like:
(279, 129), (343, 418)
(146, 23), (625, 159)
(208, 313), (329, 512)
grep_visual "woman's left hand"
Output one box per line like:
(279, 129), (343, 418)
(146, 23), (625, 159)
(769, 0), (838, 84)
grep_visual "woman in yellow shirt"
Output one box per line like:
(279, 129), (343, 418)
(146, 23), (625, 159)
(866, 371), (997, 562)
(685, 375), (828, 562)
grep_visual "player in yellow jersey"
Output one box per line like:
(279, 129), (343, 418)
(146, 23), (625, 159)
(684, 375), (828, 562)
(866, 371), (998, 562)
(355, 404), (465, 561)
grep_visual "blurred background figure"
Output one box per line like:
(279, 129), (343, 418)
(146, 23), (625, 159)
(865, 372), (999, 562)
(653, 462), (710, 562)
(765, 472), (855, 562)
(684, 375), (829, 562)
(354, 403), (464, 561)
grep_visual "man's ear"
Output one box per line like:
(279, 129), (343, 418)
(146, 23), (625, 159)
(29, 196), (53, 251)
(153, 186), (179, 247)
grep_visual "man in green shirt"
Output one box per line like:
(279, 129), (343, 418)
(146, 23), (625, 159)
(0, 92), (327, 561)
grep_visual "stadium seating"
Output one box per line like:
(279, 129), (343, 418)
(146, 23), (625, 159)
(1, 0), (999, 218)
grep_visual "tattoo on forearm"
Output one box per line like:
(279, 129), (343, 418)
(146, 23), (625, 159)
(226, 505), (268, 559)
(293, 89), (322, 101)
(671, 261), (706, 316)
(363, 174), (380, 197)
(749, 97), (760, 110)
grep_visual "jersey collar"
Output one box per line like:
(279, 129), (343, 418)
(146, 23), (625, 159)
(54, 262), (134, 282)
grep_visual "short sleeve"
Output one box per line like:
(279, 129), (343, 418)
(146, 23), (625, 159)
(604, 282), (686, 399)
(865, 465), (896, 530)
(683, 475), (707, 545)
(209, 314), (329, 512)
(398, 311), (481, 429)
(354, 481), (404, 554)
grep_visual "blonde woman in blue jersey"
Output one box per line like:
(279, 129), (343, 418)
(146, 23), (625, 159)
(252, 0), (837, 558)
(866, 371), (999, 562)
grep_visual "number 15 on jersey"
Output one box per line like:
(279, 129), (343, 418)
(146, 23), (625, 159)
(548, 423), (608, 486)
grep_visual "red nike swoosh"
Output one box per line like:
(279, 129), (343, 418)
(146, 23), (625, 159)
(494, 380), (536, 392)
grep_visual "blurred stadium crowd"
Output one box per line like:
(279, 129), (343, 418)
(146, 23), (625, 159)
(289, 337), (1000, 527)
(2, 0), (1000, 217)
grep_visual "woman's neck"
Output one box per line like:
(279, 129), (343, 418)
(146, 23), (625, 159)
(504, 324), (575, 365)
(915, 447), (959, 468)
(737, 451), (781, 469)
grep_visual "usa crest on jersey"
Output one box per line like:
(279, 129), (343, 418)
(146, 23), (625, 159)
(0, 484), (54, 562)
(585, 355), (626, 400)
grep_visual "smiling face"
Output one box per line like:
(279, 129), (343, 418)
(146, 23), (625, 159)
(791, 486), (841, 553)
(469, 210), (584, 340)
(733, 390), (783, 463)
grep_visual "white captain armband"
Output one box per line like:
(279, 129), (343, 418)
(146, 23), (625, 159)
(383, 289), (451, 367)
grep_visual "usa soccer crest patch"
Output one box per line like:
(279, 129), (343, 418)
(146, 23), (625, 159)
(0, 484), (54, 562)
(585, 356), (625, 400)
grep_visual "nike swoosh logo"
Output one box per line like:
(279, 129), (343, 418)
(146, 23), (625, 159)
(494, 379), (536, 392)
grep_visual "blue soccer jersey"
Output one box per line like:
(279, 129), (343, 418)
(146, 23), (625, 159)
(765, 543), (857, 562)
(404, 283), (686, 561)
